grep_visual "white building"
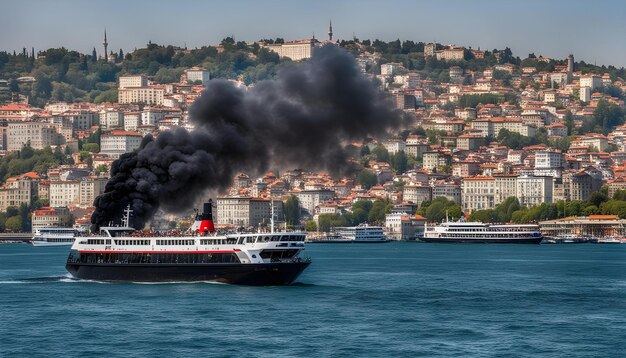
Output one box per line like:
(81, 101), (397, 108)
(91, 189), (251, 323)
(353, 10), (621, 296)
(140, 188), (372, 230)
(382, 139), (406, 154)
(123, 112), (141, 131)
(534, 150), (563, 178)
(263, 39), (315, 61)
(216, 197), (283, 227)
(494, 174), (518, 205)
(462, 177), (495, 212)
(118, 87), (165, 105)
(49, 180), (80, 207)
(100, 130), (143, 158)
(79, 177), (108, 207)
(7, 122), (59, 151)
(119, 75), (148, 89)
(185, 67), (210, 85)
(385, 213), (427, 240)
(516, 175), (553, 207)
(99, 110), (124, 129)
(579, 75), (602, 90)
(31, 207), (71, 231)
(403, 185), (432, 207)
(293, 190), (334, 216)
(579, 86), (591, 102)
(141, 109), (166, 126)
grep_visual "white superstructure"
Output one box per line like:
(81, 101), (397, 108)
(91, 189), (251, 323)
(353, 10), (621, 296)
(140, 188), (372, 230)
(335, 225), (388, 242)
(31, 227), (79, 246)
(423, 221), (543, 243)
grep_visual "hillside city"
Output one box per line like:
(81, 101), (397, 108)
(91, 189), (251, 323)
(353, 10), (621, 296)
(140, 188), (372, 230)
(2, 24), (626, 240)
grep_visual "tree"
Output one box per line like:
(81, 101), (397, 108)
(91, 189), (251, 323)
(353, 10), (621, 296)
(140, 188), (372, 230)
(418, 197), (462, 223)
(95, 164), (109, 175)
(390, 150), (408, 174)
(284, 195), (301, 226)
(371, 146), (389, 162)
(5, 216), (22, 232)
(356, 170), (377, 189)
(593, 99), (624, 132)
(82, 143), (100, 153)
(469, 209), (499, 223)
(305, 220), (317, 232)
(360, 145), (370, 157)
(9, 78), (19, 92)
(368, 199), (392, 224)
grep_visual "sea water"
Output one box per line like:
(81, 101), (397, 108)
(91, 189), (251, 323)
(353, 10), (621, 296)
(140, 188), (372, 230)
(1, 243), (625, 357)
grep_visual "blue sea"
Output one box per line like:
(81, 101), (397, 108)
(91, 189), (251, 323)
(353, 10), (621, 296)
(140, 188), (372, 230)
(1, 242), (625, 357)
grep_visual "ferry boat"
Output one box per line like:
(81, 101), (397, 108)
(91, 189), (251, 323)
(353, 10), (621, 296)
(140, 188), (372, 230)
(307, 225), (389, 243)
(65, 201), (311, 285)
(31, 227), (80, 246)
(422, 221), (543, 244)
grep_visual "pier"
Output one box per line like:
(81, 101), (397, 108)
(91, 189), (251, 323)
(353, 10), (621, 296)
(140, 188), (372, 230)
(0, 233), (32, 243)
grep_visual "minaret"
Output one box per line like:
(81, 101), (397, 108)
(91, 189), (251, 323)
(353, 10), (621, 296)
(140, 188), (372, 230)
(103, 28), (109, 62)
(565, 54), (574, 84)
(328, 20), (333, 41)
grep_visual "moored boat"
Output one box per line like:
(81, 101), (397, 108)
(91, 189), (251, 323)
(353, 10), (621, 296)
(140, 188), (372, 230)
(308, 224), (389, 243)
(31, 228), (81, 247)
(422, 221), (543, 244)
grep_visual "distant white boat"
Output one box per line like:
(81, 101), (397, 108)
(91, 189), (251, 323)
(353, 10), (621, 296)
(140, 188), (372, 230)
(31, 228), (80, 247)
(307, 224), (389, 243)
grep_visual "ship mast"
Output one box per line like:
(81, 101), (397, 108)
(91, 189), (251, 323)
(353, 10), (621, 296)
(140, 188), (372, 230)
(270, 199), (275, 233)
(123, 205), (133, 227)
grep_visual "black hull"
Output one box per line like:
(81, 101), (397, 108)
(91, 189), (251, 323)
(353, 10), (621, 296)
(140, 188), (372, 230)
(65, 261), (310, 286)
(307, 240), (391, 244)
(420, 237), (543, 244)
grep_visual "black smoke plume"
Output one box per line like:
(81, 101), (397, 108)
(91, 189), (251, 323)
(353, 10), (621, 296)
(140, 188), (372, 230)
(91, 45), (409, 230)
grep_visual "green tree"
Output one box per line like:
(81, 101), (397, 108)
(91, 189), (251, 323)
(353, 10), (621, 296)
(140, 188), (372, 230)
(284, 195), (301, 226)
(95, 164), (109, 175)
(304, 220), (317, 232)
(371, 145), (389, 163)
(368, 199), (392, 224)
(82, 143), (100, 153)
(5, 216), (22, 232)
(418, 197), (462, 222)
(356, 170), (377, 189)
(390, 150), (408, 174)
(469, 209), (499, 223)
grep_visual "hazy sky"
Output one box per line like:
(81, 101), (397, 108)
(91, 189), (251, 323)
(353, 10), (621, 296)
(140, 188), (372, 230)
(2, 0), (625, 67)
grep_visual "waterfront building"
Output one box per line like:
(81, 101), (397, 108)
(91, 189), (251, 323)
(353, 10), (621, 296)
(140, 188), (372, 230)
(516, 175), (553, 207)
(540, 215), (626, 238)
(385, 213), (427, 240)
(31, 206), (71, 231)
(462, 176), (495, 212)
(494, 174), (518, 205)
